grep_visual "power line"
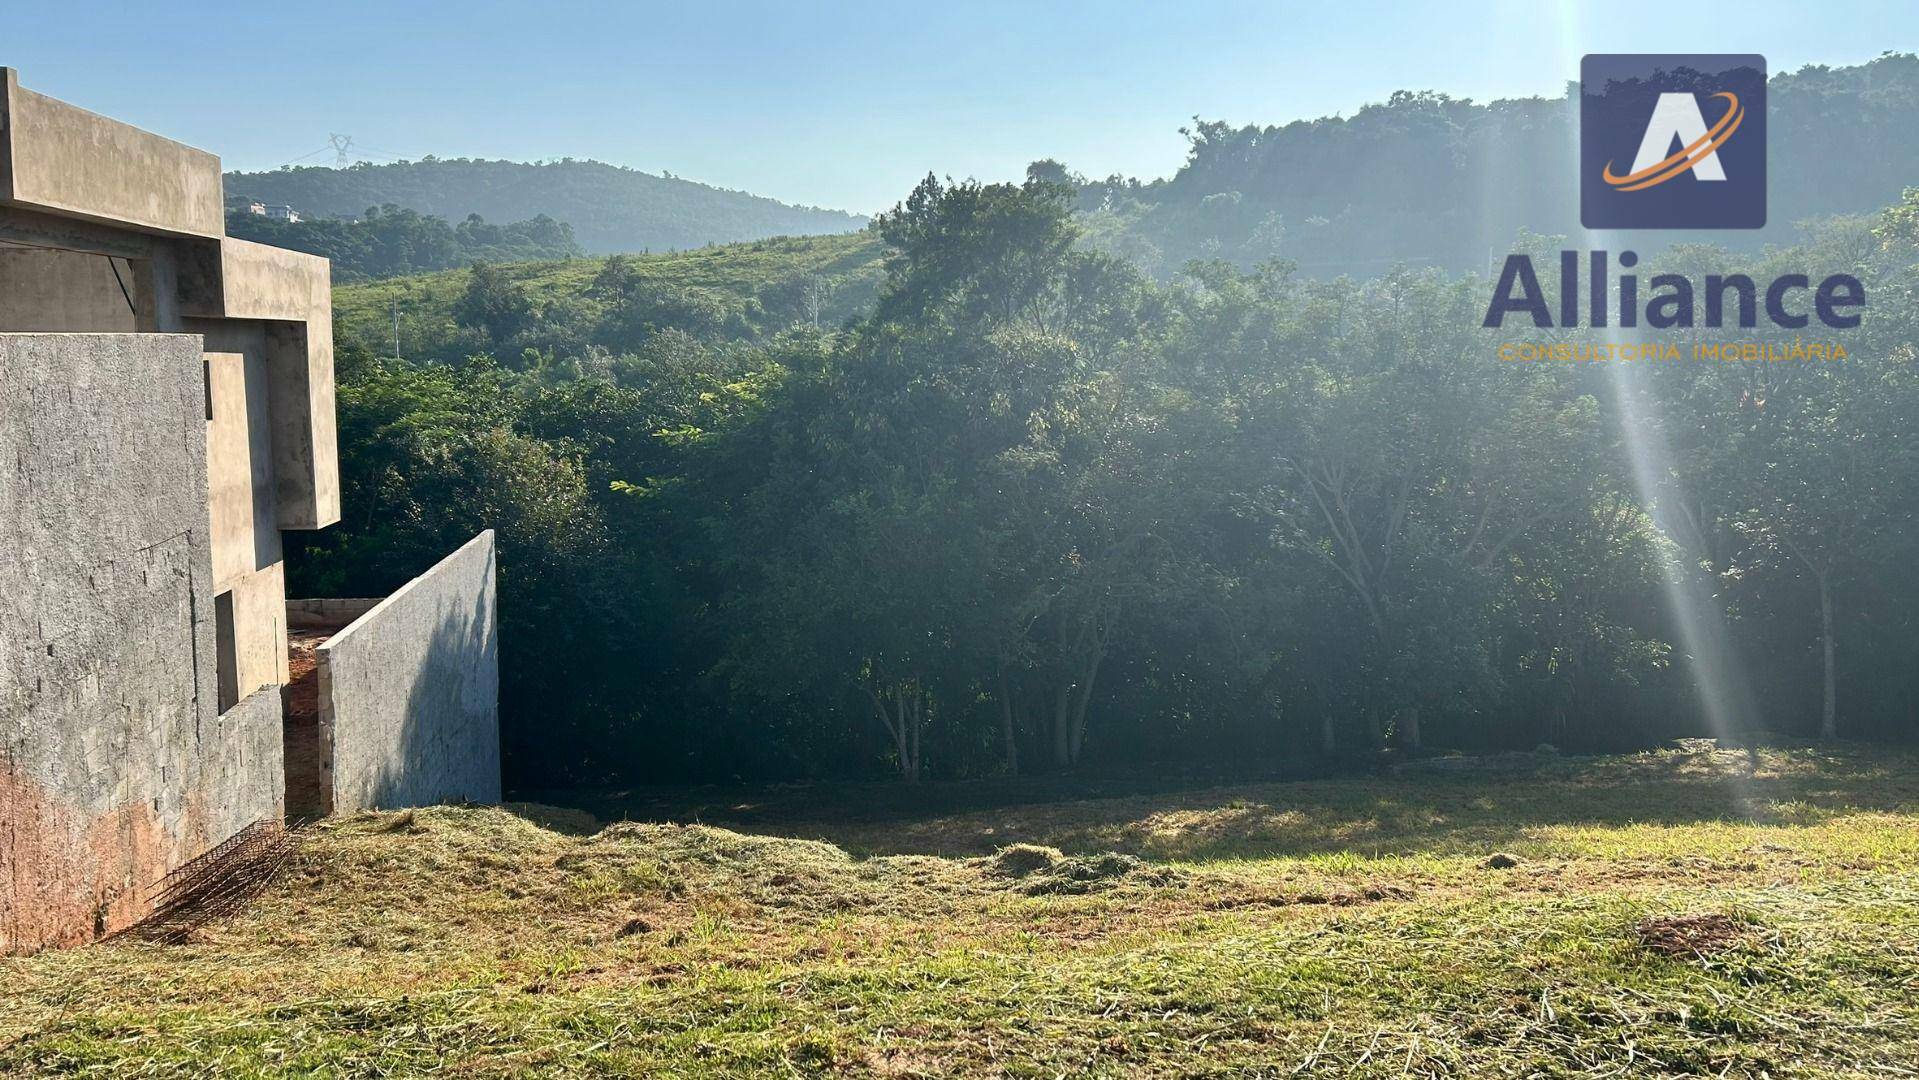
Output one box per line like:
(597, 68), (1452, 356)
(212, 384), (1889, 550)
(275, 146), (333, 168)
(352, 143), (415, 161)
(269, 136), (414, 172)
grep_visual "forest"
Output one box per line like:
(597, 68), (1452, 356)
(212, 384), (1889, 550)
(1073, 52), (1919, 276)
(283, 153), (1919, 790)
(226, 204), (583, 281)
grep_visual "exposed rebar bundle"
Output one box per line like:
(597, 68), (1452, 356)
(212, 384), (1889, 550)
(120, 819), (300, 945)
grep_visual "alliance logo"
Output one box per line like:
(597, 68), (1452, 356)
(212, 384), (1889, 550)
(1581, 54), (1766, 229)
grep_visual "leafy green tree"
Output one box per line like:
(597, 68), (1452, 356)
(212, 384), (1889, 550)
(453, 261), (536, 344)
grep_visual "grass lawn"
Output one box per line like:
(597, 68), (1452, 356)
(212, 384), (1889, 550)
(4, 743), (1919, 1076)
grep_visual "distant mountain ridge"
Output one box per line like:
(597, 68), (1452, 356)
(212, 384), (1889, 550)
(225, 158), (867, 255)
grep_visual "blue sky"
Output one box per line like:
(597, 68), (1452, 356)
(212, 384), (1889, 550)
(6, 1), (1911, 214)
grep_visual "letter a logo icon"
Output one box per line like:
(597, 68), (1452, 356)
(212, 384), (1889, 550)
(1581, 55), (1766, 229)
(1623, 94), (1729, 183)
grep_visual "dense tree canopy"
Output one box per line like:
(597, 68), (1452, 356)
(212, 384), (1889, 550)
(290, 169), (1919, 791)
(1074, 54), (1919, 277)
(227, 205), (583, 281)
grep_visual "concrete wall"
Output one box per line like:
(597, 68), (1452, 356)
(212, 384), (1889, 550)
(0, 334), (283, 954)
(263, 317), (339, 530)
(0, 70), (341, 954)
(315, 531), (501, 813)
(0, 70), (337, 536)
(204, 344), (280, 589)
(0, 68), (224, 239)
(206, 238), (331, 323)
(0, 249), (139, 332)
(182, 240), (339, 531)
(201, 332), (289, 710)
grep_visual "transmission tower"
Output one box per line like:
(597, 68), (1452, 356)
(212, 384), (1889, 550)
(328, 133), (355, 168)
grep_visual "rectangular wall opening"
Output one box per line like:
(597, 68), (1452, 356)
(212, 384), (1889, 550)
(283, 599), (378, 822)
(214, 590), (239, 713)
(283, 624), (335, 822)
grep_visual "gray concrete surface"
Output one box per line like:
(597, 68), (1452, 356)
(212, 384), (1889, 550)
(0, 67), (224, 239)
(0, 334), (283, 953)
(316, 531), (501, 814)
(199, 328), (290, 709)
(183, 240), (340, 531)
(0, 70), (343, 954)
(0, 249), (140, 332)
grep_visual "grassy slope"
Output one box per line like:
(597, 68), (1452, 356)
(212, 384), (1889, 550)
(333, 231), (886, 361)
(4, 745), (1919, 1076)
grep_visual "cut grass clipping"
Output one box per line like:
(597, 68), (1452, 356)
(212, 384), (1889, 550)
(4, 743), (1919, 1076)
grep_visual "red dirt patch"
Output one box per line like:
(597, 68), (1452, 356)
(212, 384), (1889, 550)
(282, 629), (335, 821)
(2, 764), (170, 953)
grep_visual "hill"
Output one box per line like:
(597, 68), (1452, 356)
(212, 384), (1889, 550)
(226, 158), (868, 255)
(333, 230), (886, 365)
(4, 744), (1918, 1074)
(1080, 52), (1919, 277)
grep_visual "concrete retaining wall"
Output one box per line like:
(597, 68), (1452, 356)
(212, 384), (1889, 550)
(312, 531), (500, 813)
(0, 334), (283, 953)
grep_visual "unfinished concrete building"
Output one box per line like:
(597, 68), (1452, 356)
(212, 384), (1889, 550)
(0, 69), (500, 954)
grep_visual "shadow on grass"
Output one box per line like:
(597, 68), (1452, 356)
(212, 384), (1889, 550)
(521, 744), (1919, 864)
(497, 802), (601, 836)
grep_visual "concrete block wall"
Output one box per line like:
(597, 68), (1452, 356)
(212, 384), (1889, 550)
(307, 531), (501, 814)
(0, 68), (345, 954)
(0, 334), (283, 953)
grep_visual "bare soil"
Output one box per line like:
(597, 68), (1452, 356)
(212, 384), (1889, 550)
(281, 629), (336, 822)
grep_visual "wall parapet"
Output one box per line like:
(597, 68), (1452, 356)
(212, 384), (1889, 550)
(0, 68), (223, 239)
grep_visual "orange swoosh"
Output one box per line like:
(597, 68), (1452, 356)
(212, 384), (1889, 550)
(1601, 92), (1743, 191)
